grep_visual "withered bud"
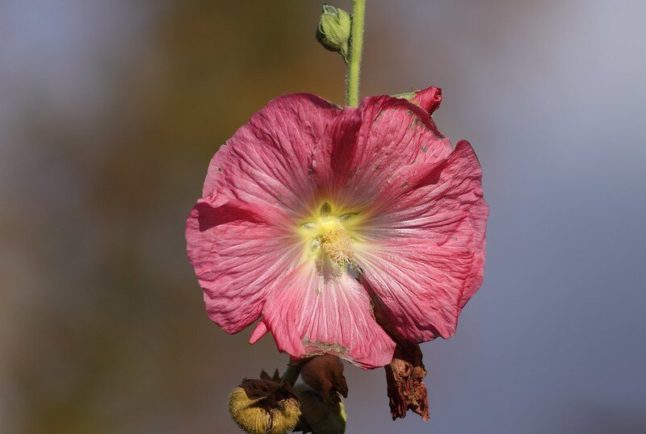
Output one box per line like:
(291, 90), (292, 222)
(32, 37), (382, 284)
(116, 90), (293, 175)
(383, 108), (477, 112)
(385, 341), (430, 421)
(229, 376), (301, 434)
(300, 355), (348, 403)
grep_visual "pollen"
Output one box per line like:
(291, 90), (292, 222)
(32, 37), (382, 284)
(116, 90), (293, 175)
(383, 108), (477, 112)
(299, 201), (361, 275)
(318, 226), (352, 264)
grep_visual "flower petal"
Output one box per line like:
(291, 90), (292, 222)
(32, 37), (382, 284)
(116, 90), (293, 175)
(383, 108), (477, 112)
(260, 264), (396, 368)
(331, 90), (452, 208)
(186, 199), (301, 334)
(367, 141), (487, 249)
(355, 141), (488, 341)
(202, 94), (356, 216)
(357, 241), (479, 341)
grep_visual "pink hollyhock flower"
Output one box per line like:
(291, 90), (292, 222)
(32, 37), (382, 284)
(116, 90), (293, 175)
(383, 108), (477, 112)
(186, 86), (488, 369)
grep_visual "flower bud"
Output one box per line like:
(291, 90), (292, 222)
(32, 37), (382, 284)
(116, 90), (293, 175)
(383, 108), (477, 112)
(229, 378), (301, 434)
(293, 385), (346, 434)
(392, 87), (443, 115)
(316, 4), (352, 62)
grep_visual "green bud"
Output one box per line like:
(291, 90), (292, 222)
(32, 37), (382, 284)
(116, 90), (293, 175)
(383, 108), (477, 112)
(293, 385), (346, 434)
(316, 4), (352, 62)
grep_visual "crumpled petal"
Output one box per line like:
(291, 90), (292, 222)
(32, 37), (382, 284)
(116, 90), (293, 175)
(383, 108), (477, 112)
(201, 94), (354, 217)
(355, 141), (488, 341)
(186, 199), (301, 334)
(259, 262), (395, 368)
(331, 87), (452, 208)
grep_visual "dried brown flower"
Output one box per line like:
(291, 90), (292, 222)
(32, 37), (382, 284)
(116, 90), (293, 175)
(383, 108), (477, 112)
(384, 341), (430, 421)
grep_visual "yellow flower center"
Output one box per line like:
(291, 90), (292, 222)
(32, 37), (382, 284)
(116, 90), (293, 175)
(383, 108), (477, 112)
(298, 201), (361, 277)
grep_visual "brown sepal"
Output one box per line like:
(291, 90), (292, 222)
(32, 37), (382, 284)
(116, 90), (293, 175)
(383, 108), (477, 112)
(239, 375), (296, 410)
(300, 355), (348, 403)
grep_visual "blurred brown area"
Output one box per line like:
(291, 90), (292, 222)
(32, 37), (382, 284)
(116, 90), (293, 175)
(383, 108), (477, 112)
(0, 1), (346, 433)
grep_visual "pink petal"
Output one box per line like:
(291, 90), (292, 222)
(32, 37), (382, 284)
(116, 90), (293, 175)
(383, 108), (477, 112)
(331, 92), (452, 208)
(260, 263), (396, 369)
(367, 141), (487, 248)
(201, 94), (356, 217)
(355, 141), (488, 341)
(249, 321), (268, 344)
(357, 241), (480, 341)
(186, 199), (301, 334)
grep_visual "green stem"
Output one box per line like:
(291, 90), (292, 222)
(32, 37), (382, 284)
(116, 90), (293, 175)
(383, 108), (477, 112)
(345, 0), (366, 107)
(282, 360), (302, 387)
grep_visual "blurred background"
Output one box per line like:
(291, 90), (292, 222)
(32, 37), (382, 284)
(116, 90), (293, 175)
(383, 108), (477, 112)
(1, 0), (646, 433)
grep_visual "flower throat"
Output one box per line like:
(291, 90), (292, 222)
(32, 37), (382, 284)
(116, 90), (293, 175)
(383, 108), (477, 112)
(299, 201), (358, 276)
